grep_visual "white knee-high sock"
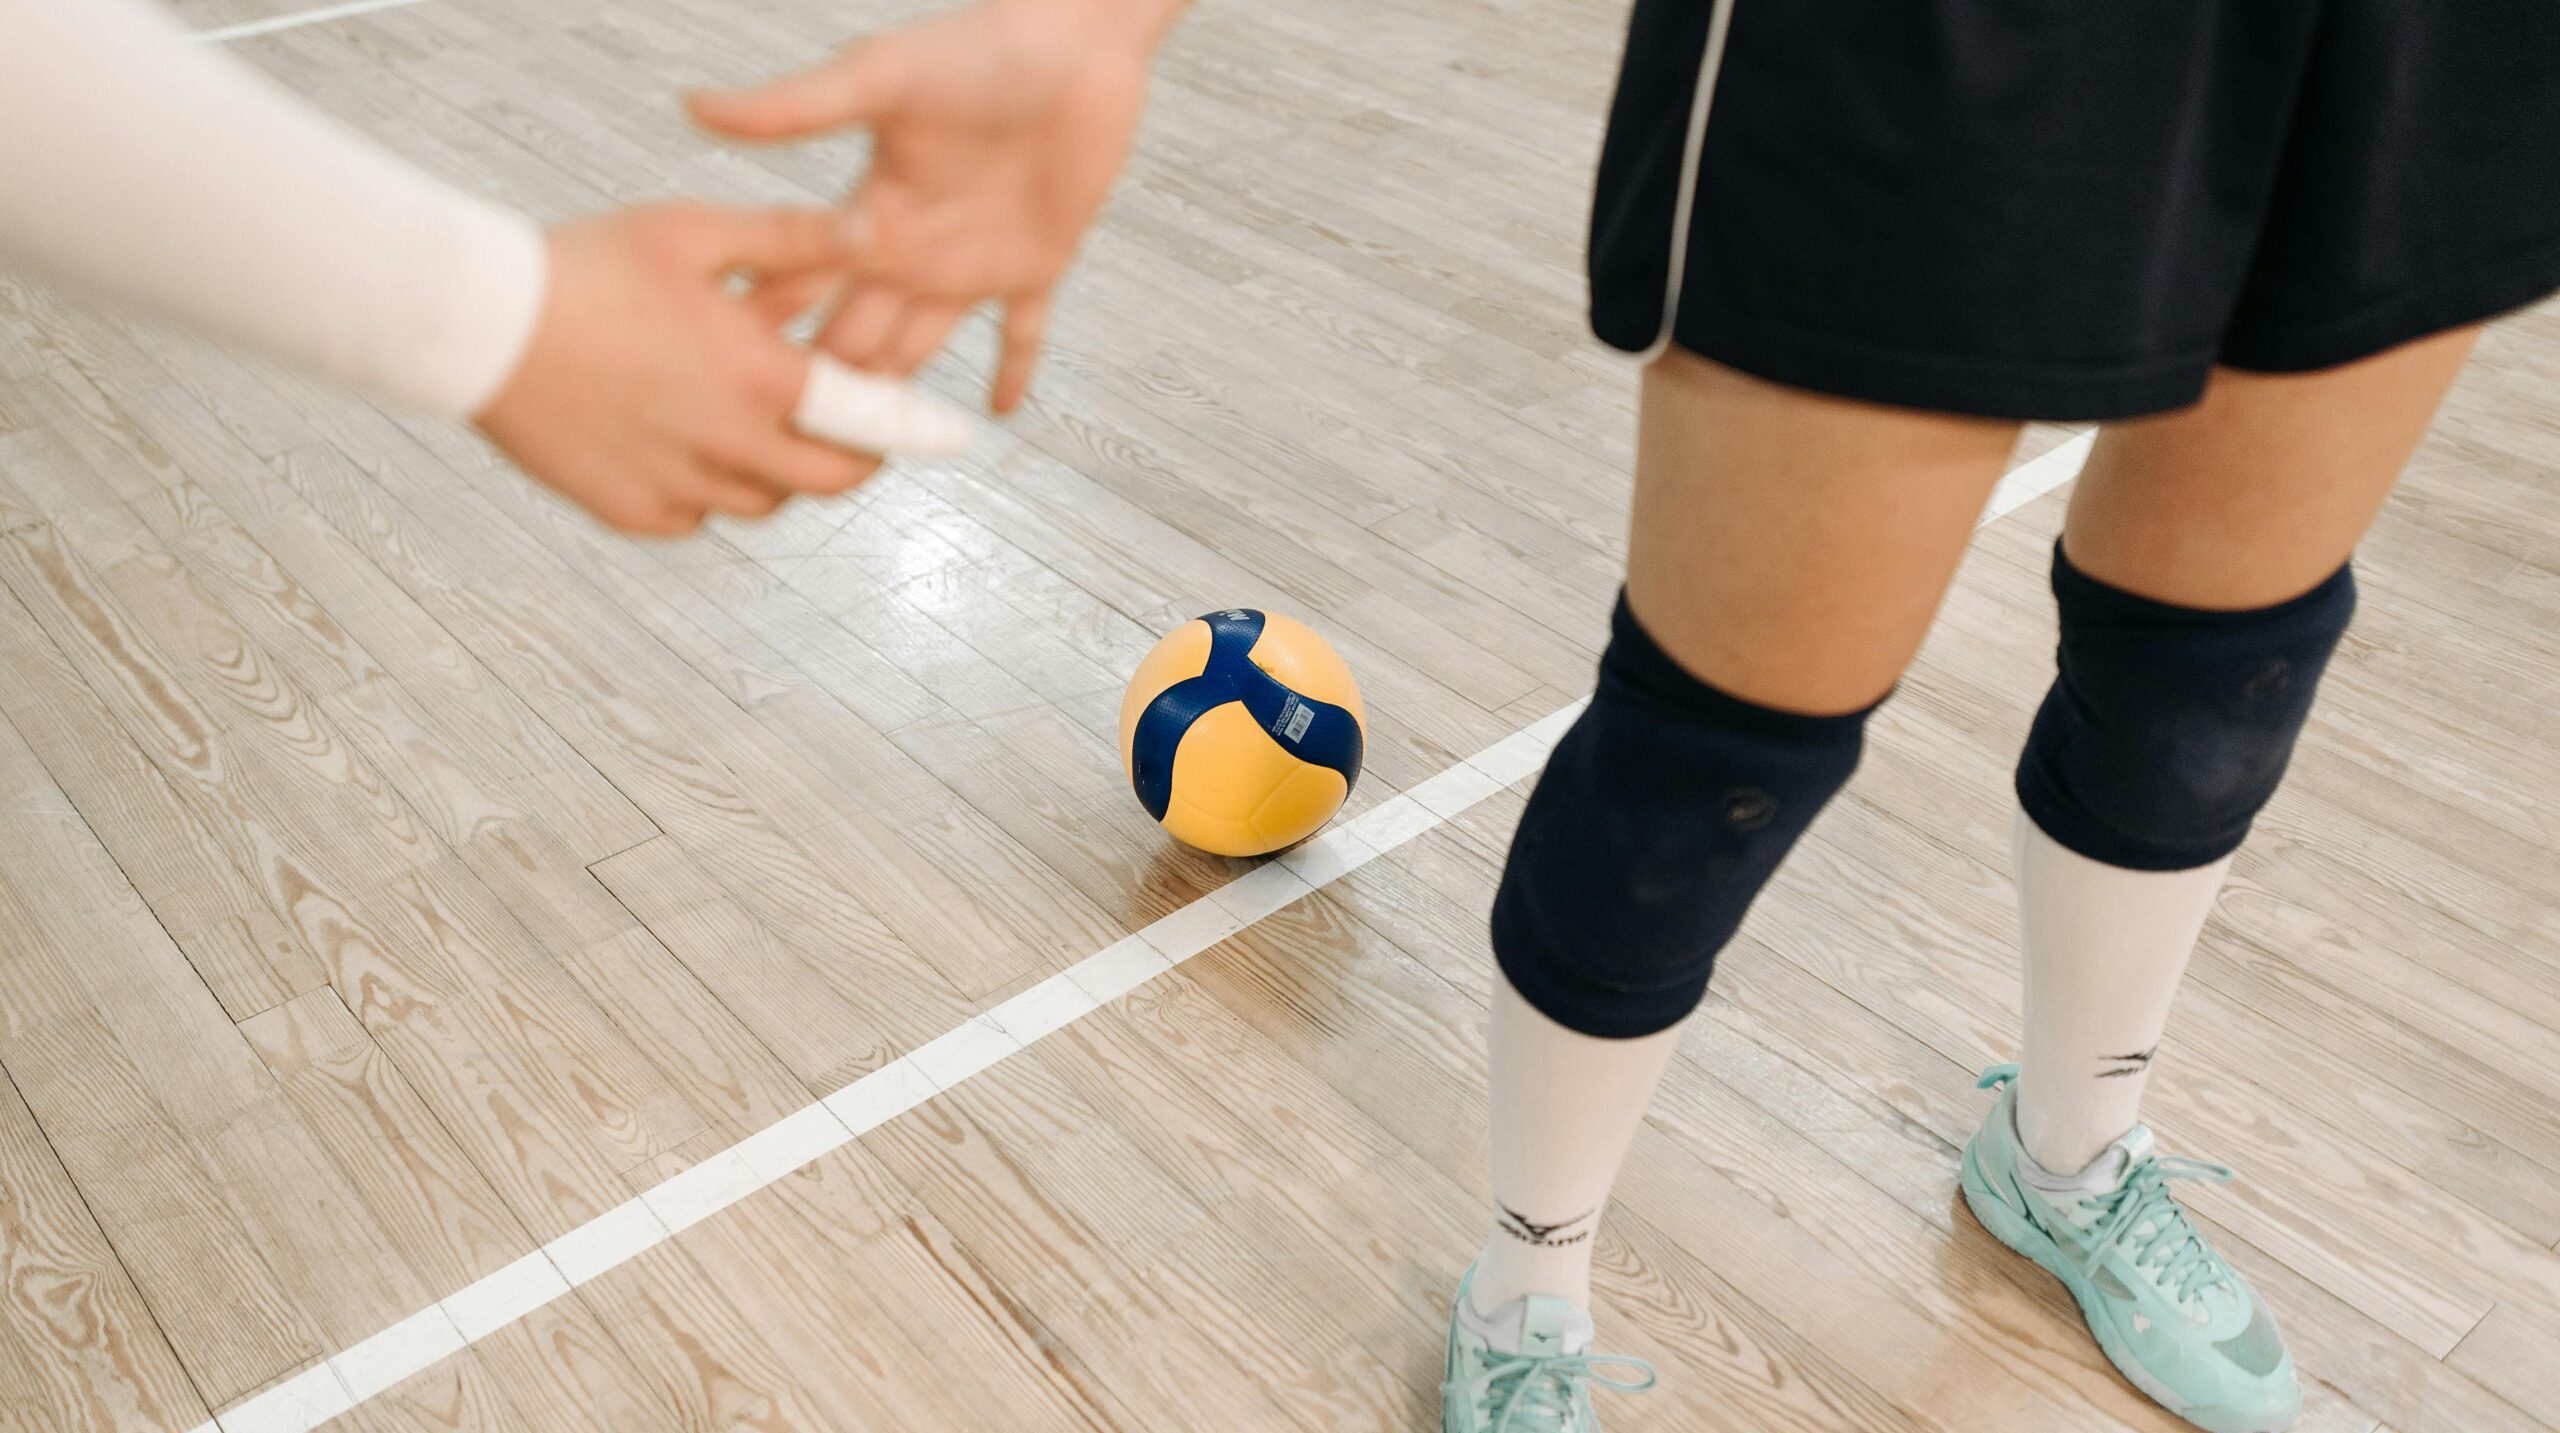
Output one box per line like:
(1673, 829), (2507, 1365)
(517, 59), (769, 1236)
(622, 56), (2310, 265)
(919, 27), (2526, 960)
(2013, 809), (2233, 1174)
(1470, 979), (1682, 1325)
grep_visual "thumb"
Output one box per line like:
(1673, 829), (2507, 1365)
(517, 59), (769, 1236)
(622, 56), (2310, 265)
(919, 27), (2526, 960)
(688, 39), (909, 140)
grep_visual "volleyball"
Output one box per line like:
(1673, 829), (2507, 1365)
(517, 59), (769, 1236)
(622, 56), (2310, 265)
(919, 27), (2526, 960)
(1118, 609), (1366, 857)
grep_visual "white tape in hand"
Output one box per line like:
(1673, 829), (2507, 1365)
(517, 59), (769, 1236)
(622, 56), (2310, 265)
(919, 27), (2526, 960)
(794, 355), (973, 456)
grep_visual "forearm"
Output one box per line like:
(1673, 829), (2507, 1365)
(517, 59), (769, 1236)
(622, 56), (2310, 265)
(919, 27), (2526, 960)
(0, 0), (545, 418)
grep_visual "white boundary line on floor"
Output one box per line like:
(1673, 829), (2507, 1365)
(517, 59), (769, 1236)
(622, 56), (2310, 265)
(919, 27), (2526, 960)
(193, 0), (430, 44)
(191, 434), (2092, 1433)
(1985, 429), (2095, 524)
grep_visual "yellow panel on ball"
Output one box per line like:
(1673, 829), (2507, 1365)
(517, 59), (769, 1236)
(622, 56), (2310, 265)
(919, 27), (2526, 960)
(1161, 703), (1346, 855)
(1247, 612), (1366, 723)
(1120, 609), (1366, 858)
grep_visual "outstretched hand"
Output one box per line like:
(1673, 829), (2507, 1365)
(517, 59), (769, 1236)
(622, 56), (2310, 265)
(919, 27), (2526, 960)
(689, 0), (1173, 411)
(476, 204), (965, 537)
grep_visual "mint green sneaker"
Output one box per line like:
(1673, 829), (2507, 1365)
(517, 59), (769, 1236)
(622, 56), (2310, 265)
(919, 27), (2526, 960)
(1962, 1064), (2301, 1433)
(1442, 1265), (1657, 1432)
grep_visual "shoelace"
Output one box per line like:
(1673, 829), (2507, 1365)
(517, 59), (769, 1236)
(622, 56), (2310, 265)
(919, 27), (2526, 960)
(2078, 1155), (2239, 1310)
(1446, 1348), (1658, 1433)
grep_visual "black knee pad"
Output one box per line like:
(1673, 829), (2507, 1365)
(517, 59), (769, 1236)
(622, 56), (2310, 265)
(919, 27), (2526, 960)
(1492, 594), (1875, 1039)
(2018, 542), (2355, 871)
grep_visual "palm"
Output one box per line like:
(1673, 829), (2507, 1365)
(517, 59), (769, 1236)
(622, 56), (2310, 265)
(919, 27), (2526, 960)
(871, 16), (1142, 292)
(692, 4), (1154, 409)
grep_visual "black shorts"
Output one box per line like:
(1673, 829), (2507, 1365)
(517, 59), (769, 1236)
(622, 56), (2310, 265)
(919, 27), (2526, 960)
(1588, 0), (2560, 420)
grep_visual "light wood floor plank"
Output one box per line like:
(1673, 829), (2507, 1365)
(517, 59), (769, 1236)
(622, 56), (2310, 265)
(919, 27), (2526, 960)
(235, 984), (694, 1433)
(0, 1069), (209, 1433)
(2450, 1301), (2560, 1427)
(0, 540), (330, 1019)
(0, 732), (326, 1401)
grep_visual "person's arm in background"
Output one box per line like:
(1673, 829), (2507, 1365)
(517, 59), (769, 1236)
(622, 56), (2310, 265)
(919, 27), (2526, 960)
(0, 0), (965, 535)
(689, 0), (1191, 413)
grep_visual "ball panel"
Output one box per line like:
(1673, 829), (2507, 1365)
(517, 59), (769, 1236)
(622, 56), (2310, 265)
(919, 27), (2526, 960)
(1248, 763), (1350, 850)
(1246, 612), (1366, 724)
(1160, 795), (1269, 859)
(1167, 702), (1301, 819)
(1119, 618), (1214, 777)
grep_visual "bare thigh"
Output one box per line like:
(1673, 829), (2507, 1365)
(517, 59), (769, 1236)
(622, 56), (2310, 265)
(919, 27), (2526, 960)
(2066, 326), (2481, 607)
(1629, 348), (2021, 715)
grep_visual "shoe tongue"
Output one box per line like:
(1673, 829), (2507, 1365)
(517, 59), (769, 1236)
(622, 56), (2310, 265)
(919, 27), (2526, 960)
(1496, 1296), (1594, 1357)
(2111, 1125), (2157, 1173)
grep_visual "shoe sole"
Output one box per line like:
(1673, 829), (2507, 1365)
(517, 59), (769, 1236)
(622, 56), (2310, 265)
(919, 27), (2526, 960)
(1960, 1138), (2300, 1433)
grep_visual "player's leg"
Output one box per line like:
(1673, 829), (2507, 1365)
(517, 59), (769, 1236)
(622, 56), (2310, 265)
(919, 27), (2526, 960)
(2013, 323), (2481, 1168)
(1446, 349), (2018, 1427)
(1967, 324), (2479, 1433)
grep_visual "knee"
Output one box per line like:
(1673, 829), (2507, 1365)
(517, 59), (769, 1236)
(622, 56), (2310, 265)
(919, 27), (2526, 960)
(1492, 593), (1876, 1039)
(2017, 541), (2355, 870)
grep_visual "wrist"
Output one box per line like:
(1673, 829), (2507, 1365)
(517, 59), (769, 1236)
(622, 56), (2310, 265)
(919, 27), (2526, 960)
(462, 215), (554, 423)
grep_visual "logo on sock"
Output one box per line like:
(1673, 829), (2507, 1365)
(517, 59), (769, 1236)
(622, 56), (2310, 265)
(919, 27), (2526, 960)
(2097, 1047), (2157, 1079)
(1497, 1204), (1596, 1248)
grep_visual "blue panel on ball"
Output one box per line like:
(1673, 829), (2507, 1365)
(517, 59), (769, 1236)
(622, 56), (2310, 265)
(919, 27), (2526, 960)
(1129, 669), (1225, 821)
(1127, 609), (1363, 823)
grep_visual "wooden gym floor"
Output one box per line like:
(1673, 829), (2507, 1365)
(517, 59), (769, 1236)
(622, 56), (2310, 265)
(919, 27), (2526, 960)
(1, 0), (2555, 1429)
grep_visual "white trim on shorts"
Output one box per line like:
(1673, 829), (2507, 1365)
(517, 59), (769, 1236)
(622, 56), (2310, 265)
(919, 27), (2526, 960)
(1639, 0), (1741, 360)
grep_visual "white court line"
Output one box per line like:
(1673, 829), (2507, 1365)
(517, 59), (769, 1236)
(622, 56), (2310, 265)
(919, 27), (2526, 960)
(192, 434), (2091, 1433)
(192, 0), (431, 44)
(1985, 429), (2095, 524)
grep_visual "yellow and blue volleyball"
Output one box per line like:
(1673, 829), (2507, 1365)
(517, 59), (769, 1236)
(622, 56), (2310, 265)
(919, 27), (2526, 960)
(1119, 609), (1366, 857)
